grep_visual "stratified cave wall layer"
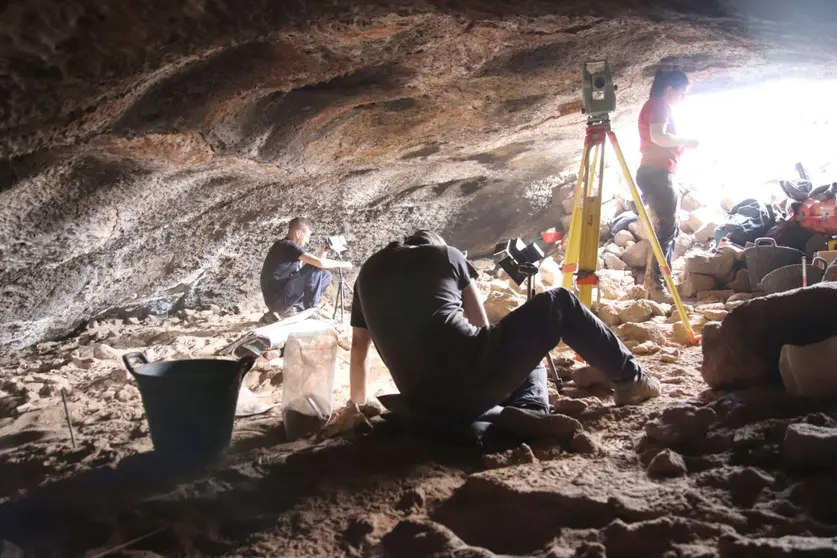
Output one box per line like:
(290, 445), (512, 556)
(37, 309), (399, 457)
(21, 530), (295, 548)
(2, 0), (837, 350)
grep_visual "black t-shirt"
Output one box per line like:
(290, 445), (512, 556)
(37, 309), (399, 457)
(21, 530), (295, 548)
(260, 239), (305, 295)
(350, 242), (483, 396)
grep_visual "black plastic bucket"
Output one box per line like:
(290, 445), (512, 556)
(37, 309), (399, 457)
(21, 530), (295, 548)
(743, 237), (805, 291)
(761, 257), (828, 295)
(122, 352), (256, 467)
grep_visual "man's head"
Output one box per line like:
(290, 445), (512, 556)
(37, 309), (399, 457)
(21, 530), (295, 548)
(287, 217), (312, 247)
(404, 230), (447, 247)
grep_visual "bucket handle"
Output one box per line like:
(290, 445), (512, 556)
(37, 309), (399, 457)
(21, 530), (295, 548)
(754, 237), (776, 247)
(813, 257), (828, 270)
(122, 352), (149, 376)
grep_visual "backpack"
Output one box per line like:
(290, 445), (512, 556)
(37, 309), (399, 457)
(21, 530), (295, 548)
(713, 199), (776, 246)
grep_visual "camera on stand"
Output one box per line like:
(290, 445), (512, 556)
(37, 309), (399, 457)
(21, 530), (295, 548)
(326, 235), (348, 254)
(493, 237), (564, 394)
(493, 238), (545, 287)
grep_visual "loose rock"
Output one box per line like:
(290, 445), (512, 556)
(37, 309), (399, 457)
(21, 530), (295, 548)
(615, 300), (656, 324)
(645, 405), (717, 445)
(93, 344), (121, 361)
(396, 487), (426, 512)
(679, 273), (718, 298)
(571, 366), (610, 389)
(632, 341), (660, 356)
(684, 249), (736, 282)
(659, 347), (681, 363)
(482, 443), (538, 470)
(602, 252), (628, 271)
(571, 432), (598, 455)
(617, 322), (667, 346)
(727, 268), (751, 293)
(647, 449), (688, 478)
(783, 423), (837, 470)
(613, 230), (636, 247)
(622, 240), (651, 268)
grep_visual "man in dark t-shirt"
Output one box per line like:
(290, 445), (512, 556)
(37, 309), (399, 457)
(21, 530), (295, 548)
(349, 230), (661, 438)
(260, 217), (352, 319)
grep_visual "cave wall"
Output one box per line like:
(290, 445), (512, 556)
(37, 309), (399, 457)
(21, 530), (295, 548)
(2, 0), (837, 351)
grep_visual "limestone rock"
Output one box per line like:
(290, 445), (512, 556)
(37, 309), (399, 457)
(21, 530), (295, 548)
(632, 341), (660, 356)
(719, 533), (837, 558)
(783, 423), (837, 470)
(602, 252), (628, 271)
(680, 192), (705, 212)
(592, 303), (621, 327)
(93, 344), (121, 361)
(562, 195), (576, 215)
(617, 322), (667, 346)
(571, 432), (598, 455)
(598, 270), (635, 300)
(673, 234), (695, 260)
(560, 214), (574, 233)
(679, 273), (718, 298)
(645, 405), (717, 445)
(726, 268), (751, 292)
(629, 220), (651, 241)
(571, 366), (610, 389)
(701, 283), (837, 388)
(396, 487), (426, 512)
(482, 443), (537, 470)
(701, 308), (728, 321)
(684, 249), (736, 282)
(696, 289), (735, 303)
(619, 285), (649, 301)
(659, 347), (681, 363)
(615, 300), (656, 324)
(605, 243), (624, 256)
(647, 449), (688, 478)
(672, 320), (704, 345)
(683, 208), (715, 235)
(622, 240), (651, 268)
(553, 397), (589, 416)
(483, 291), (523, 323)
(539, 257), (562, 287)
(613, 230), (636, 247)
(694, 221), (719, 244)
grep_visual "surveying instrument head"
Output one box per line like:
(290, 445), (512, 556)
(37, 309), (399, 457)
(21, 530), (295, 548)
(581, 60), (617, 124)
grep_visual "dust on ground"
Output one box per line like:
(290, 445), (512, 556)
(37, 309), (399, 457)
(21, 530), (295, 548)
(0, 296), (834, 558)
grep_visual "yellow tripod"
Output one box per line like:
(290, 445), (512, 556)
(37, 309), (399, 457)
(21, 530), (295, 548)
(560, 120), (700, 345)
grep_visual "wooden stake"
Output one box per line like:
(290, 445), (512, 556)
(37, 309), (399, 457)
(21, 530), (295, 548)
(60, 388), (76, 448)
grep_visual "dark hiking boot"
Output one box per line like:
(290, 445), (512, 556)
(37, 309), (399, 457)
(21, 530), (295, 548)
(496, 407), (582, 441)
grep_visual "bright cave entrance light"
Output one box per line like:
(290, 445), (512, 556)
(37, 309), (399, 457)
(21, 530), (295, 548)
(615, 79), (837, 204)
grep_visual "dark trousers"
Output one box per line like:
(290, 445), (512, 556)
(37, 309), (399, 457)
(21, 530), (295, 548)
(263, 266), (332, 314)
(408, 287), (640, 423)
(636, 166), (680, 282)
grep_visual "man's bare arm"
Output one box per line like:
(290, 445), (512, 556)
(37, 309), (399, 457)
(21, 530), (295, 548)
(649, 123), (699, 149)
(299, 253), (353, 270)
(350, 327), (373, 405)
(462, 280), (490, 328)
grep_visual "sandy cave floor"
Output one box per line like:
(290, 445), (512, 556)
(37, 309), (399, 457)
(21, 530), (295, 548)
(0, 297), (836, 558)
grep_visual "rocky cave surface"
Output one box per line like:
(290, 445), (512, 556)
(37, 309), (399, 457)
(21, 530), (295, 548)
(4, 1), (837, 557)
(3, 0), (837, 350)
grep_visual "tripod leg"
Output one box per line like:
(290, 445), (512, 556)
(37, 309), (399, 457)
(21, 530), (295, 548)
(606, 131), (699, 345)
(562, 143), (593, 290)
(544, 353), (564, 394)
(576, 141), (604, 308)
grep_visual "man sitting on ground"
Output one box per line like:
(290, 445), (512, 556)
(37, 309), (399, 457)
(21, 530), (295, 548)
(348, 230), (660, 440)
(260, 217), (352, 321)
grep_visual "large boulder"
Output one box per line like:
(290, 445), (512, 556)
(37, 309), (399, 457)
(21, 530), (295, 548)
(673, 234), (695, 260)
(622, 240), (651, 268)
(678, 273), (718, 298)
(726, 268), (751, 293)
(598, 270), (636, 300)
(629, 221), (651, 241)
(602, 252), (628, 271)
(483, 291), (524, 323)
(683, 248), (736, 282)
(701, 283), (837, 388)
(613, 230), (636, 247)
(617, 322), (667, 345)
(539, 256), (562, 287)
(615, 300), (657, 324)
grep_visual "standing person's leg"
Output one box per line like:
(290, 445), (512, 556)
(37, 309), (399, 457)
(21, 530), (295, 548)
(297, 265), (332, 310)
(636, 167), (680, 287)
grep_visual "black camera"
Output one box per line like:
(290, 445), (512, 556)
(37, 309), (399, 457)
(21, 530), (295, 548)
(493, 238), (545, 286)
